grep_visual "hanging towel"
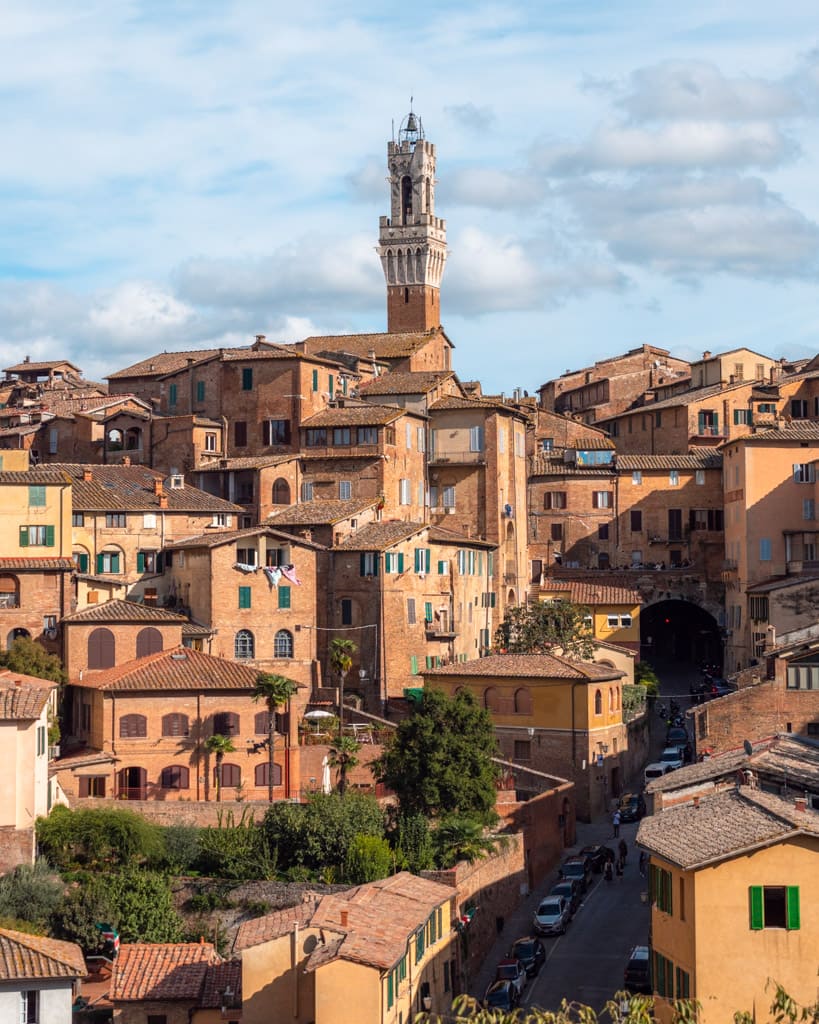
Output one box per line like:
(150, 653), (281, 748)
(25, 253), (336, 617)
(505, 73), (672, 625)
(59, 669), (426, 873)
(263, 566), (282, 587)
(233, 562), (258, 573)
(280, 564), (302, 585)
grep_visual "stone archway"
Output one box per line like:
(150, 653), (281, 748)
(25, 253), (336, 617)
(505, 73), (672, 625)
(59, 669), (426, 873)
(640, 598), (722, 670)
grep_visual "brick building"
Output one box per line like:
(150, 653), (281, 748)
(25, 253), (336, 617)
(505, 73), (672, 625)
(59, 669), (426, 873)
(297, 327), (453, 374)
(194, 454), (300, 526)
(529, 408), (611, 458)
(357, 369), (462, 413)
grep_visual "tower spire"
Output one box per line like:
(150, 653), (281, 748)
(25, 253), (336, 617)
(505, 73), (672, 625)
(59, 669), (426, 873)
(377, 107), (447, 333)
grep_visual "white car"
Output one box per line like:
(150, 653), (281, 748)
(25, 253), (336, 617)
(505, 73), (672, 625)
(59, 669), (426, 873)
(644, 762), (673, 784)
(659, 747), (684, 771)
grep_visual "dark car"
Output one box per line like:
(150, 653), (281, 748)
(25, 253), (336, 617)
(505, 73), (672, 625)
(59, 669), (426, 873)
(709, 677), (737, 698)
(579, 844), (608, 872)
(559, 856), (591, 893)
(509, 936), (545, 977)
(623, 945), (651, 994)
(492, 958), (526, 998)
(618, 792), (646, 822)
(549, 878), (582, 916)
(484, 980), (519, 1011)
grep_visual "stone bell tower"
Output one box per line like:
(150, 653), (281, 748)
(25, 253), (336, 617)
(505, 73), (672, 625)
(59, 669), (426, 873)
(377, 107), (447, 333)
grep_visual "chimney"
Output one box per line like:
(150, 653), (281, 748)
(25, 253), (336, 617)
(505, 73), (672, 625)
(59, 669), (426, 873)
(159, 495), (168, 509)
(13, 679), (20, 688)
(24, 356), (30, 364)
(702, 351), (711, 360)
(82, 468), (93, 482)
(340, 909), (349, 928)
(153, 479), (164, 496)
(255, 334), (266, 346)
(122, 455), (131, 467)
(795, 797), (807, 813)
(692, 795), (700, 808)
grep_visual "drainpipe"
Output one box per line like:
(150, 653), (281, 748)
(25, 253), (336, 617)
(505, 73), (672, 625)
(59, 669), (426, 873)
(196, 692), (202, 801)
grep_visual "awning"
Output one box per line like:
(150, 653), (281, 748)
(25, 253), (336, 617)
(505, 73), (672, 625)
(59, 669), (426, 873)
(403, 687), (424, 707)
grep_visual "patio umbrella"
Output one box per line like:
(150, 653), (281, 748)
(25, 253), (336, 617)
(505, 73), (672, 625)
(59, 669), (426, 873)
(321, 755), (331, 795)
(305, 710), (335, 720)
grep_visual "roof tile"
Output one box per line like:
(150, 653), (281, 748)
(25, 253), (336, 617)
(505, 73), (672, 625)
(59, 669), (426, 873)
(76, 646), (266, 693)
(423, 653), (624, 681)
(0, 928), (85, 981)
(49, 464), (242, 513)
(61, 599), (188, 625)
(111, 943), (220, 1002)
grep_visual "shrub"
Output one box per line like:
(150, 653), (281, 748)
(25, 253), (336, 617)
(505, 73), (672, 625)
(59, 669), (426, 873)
(37, 806), (161, 870)
(157, 825), (201, 874)
(344, 835), (393, 884)
(95, 871), (182, 943)
(0, 861), (63, 929)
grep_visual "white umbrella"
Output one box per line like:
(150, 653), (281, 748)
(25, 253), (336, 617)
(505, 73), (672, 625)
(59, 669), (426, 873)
(305, 710), (335, 720)
(321, 755), (332, 795)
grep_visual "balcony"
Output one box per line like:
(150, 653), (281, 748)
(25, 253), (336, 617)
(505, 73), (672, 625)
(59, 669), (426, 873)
(425, 624), (458, 640)
(428, 450), (486, 466)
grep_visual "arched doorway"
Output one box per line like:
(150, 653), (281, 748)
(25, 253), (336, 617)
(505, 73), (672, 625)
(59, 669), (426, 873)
(6, 627), (30, 649)
(271, 478), (291, 505)
(640, 599), (722, 670)
(117, 766), (147, 800)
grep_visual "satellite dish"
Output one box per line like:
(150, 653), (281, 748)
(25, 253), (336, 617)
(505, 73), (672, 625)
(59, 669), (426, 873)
(743, 739), (753, 757)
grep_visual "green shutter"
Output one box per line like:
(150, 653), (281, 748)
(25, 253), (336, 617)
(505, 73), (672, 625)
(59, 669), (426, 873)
(360, 553), (366, 576)
(410, 655), (418, 675)
(425, 549), (431, 573)
(137, 552), (145, 573)
(278, 586), (291, 609)
(387, 973), (393, 1009)
(29, 485), (46, 507)
(96, 553), (105, 574)
(328, 374), (334, 398)
(426, 656), (433, 669)
(169, 383), (177, 405)
(384, 553), (393, 573)
(749, 886), (764, 929)
(242, 368), (253, 390)
(665, 870), (673, 915)
(19, 526), (29, 548)
(415, 929), (424, 963)
(438, 560), (446, 574)
(786, 886), (800, 930)
(111, 553), (120, 573)
(45, 525), (55, 547)
(239, 586), (251, 609)
(196, 380), (205, 402)
(312, 369), (319, 392)
(425, 602), (433, 622)
(397, 553), (404, 573)
(77, 553), (88, 573)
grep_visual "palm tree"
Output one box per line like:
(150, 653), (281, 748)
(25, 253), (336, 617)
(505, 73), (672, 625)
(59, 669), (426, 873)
(431, 815), (497, 869)
(205, 733), (235, 803)
(327, 735), (361, 797)
(252, 672), (298, 802)
(329, 637), (357, 737)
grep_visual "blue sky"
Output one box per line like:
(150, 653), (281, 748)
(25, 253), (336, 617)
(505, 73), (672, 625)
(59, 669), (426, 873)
(2, 1), (819, 391)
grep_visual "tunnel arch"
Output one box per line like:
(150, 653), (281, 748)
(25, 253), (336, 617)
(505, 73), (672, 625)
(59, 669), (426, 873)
(640, 598), (722, 670)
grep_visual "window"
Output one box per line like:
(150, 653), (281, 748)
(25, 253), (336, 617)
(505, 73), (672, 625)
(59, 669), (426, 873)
(263, 419), (290, 445)
(734, 408), (752, 425)
(803, 498), (816, 521)
(162, 713), (189, 737)
(593, 690), (602, 715)
(20, 992), (39, 1024)
(749, 886), (800, 930)
(543, 491), (567, 510)
(360, 552), (378, 576)
(787, 664), (819, 689)
(442, 485), (456, 508)
(514, 687), (532, 714)
(758, 403), (776, 414)
(790, 399), (808, 419)
(213, 712), (240, 737)
(631, 471), (642, 485)
(592, 491), (612, 508)
(19, 525), (55, 547)
(417, 427), (426, 451)
(469, 425), (484, 452)
(651, 865), (673, 914)
(695, 469), (705, 485)
(218, 764), (241, 788)
(241, 367), (253, 390)
(689, 508), (724, 531)
(759, 538), (772, 561)
(274, 629), (294, 658)
(607, 615), (619, 628)
(28, 485), (46, 507)
(669, 470), (680, 486)
(514, 739), (531, 761)
(630, 510), (642, 532)
(541, 438), (554, 451)
(551, 523), (563, 541)
(238, 586), (251, 609)
(653, 952), (675, 999)
(399, 479), (411, 505)
(414, 548), (431, 574)
(119, 714), (147, 738)
(339, 480), (352, 500)
(135, 626), (162, 658)
(311, 368), (319, 392)
(160, 765), (189, 790)
(234, 421), (247, 447)
(297, 481), (313, 503)
(793, 463), (816, 483)
(598, 523), (609, 541)
(341, 598), (352, 625)
(211, 513), (232, 527)
(384, 552), (404, 574)
(407, 598), (416, 625)
(278, 586), (291, 609)
(358, 426), (378, 445)
(333, 427), (351, 446)
(169, 383), (178, 406)
(410, 655), (419, 675)
(498, 428), (505, 453)
(95, 550), (121, 573)
(255, 762), (282, 788)
(234, 629), (255, 659)
(104, 512), (127, 528)
(620, 614), (632, 627)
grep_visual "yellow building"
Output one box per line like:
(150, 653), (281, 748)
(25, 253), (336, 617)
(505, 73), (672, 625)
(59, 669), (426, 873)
(235, 872), (456, 1024)
(537, 578), (640, 653)
(425, 653), (627, 821)
(638, 788), (819, 1022)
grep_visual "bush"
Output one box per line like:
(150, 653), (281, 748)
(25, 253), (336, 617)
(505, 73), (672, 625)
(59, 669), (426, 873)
(634, 661), (660, 697)
(393, 813), (434, 873)
(344, 835), (393, 884)
(95, 871), (182, 943)
(37, 806), (161, 871)
(157, 825), (201, 874)
(0, 861), (63, 929)
(51, 884), (114, 955)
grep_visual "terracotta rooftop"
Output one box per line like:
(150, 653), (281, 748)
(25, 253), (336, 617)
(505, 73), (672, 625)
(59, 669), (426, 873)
(0, 557), (75, 572)
(167, 524), (323, 551)
(50, 464), (242, 514)
(0, 677), (53, 720)
(609, 378), (753, 416)
(299, 328), (451, 361)
(0, 468), (70, 484)
(111, 942), (220, 1002)
(199, 960), (242, 1009)
(529, 453), (615, 477)
(234, 900), (319, 952)
(268, 497), (379, 526)
(38, 395), (146, 419)
(107, 348), (226, 380)
(427, 525), (496, 549)
(637, 788), (819, 869)
(616, 453), (722, 470)
(334, 521), (427, 551)
(358, 371), (456, 396)
(746, 574), (819, 594)
(195, 455), (297, 472)
(301, 404), (407, 428)
(740, 422), (819, 443)
(61, 599), (188, 625)
(429, 395), (528, 418)
(76, 646), (265, 693)
(423, 653), (624, 681)
(4, 359), (81, 374)
(540, 578), (642, 606)
(0, 927), (85, 981)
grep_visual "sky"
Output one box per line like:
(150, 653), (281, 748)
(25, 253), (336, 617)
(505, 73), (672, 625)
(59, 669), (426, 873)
(3, 1), (819, 393)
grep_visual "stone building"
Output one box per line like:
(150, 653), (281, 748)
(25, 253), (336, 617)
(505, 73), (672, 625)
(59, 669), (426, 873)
(194, 453), (300, 526)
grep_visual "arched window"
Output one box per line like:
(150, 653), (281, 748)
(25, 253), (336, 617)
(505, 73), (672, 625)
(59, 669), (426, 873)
(218, 763), (241, 789)
(235, 629), (254, 659)
(213, 712), (240, 737)
(162, 713), (189, 737)
(274, 629), (294, 658)
(125, 427), (143, 451)
(88, 627), (116, 670)
(401, 175), (412, 224)
(160, 765), (189, 790)
(616, 686), (621, 710)
(594, 690), (602, 716)
(484, 686), (501, 712)
(107, 428), (123, 450)
(514, 687), (532, 714)
(136, 627), (163, 658)
(0, 575), (20, 609)
(255, 762), (282, 788)
(254, 710), (272, 735)
(119, 714), (147, 739)
(608, 688), (614, 711)
(272, 478), (291, 505)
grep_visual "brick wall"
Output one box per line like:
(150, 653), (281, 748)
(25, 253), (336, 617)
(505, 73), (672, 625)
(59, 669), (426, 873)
(497, 782), (575, 890)
(386, 285), (441, 334)
(0, 826), (34, 872)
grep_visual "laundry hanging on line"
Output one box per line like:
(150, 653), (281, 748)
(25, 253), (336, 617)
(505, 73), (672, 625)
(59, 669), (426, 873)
(263, 566), (282, 587)
(280, 564), (302, 586)
(233, 562), (259, 573)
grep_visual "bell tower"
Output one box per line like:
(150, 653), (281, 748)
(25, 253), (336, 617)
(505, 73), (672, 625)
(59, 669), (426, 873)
(377, 108), (447, 333)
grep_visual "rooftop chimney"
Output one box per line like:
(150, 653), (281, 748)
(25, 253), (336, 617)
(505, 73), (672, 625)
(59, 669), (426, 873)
(795, 797), (807, 813)
(702, 351), (712, 360)
(693, 795), (700, 809)
(159, 495), (168, 509)
(121, 455), (131, 467)
(340, 909), (349, 928)
(255, 334), (266, 346)
(82, 468), (93, 482)
(153, 478), (164, 496)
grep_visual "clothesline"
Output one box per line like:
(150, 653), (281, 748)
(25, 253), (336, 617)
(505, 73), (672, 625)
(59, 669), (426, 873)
(232, 562), (302, 586)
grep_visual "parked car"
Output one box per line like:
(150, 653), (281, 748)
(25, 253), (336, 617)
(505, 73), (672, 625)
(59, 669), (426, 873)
(579, 844), (608, 872)
(623, 945), (652, 994)
(509, 936), (546, 977)
(618, 792), (646, 823)
(659, 746), (684, 770)
(644, 762), (673, 784)
(484, 980), (519, 1011)
(708, 677), (737, 698)
(665, 725), (690, 747)
(533, 895), (571, 936)
(549, 878), (582, 916)
(558, 856), (591, 893)
(492, 958), (527, 998)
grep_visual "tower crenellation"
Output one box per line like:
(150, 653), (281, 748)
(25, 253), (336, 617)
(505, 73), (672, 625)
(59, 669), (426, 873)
(377, 108), (447, 333)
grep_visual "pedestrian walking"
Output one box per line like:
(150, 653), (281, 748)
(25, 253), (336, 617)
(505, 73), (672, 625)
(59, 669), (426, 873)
(638, 850), (647, 878)
(618, 838), (628, 864)
(612, 809), (621, 838)
(604, 860), (613, 883)
(615, 859), (623, 882)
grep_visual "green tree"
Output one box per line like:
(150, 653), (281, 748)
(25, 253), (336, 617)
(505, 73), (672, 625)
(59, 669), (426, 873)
(0, 861), (63, 929)
(196, 815), (274, 880)
(344, 834), (393, 884)
(36, 806), (161, 870)
(95, 870), (182, 943)
(494, 601), (594, 660)
(157, 824), (201, 874)
(252, 672), (299, 802)
(393, 812), (434, 873)
(329, 637), (357, 735)
(431, 814), (498, 869)
(374, 688), (499, 825)
(205, 733), (235, 803)
(51, 884), (114, 955)
(634, 661), (660, 697)
(327, 735), (361, 797)
(0, 635), (66, 683)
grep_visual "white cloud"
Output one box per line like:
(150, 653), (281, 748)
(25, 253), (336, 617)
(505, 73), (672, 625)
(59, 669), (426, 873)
(87, 282), (195, 342)
(444, 167), (549, 209)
